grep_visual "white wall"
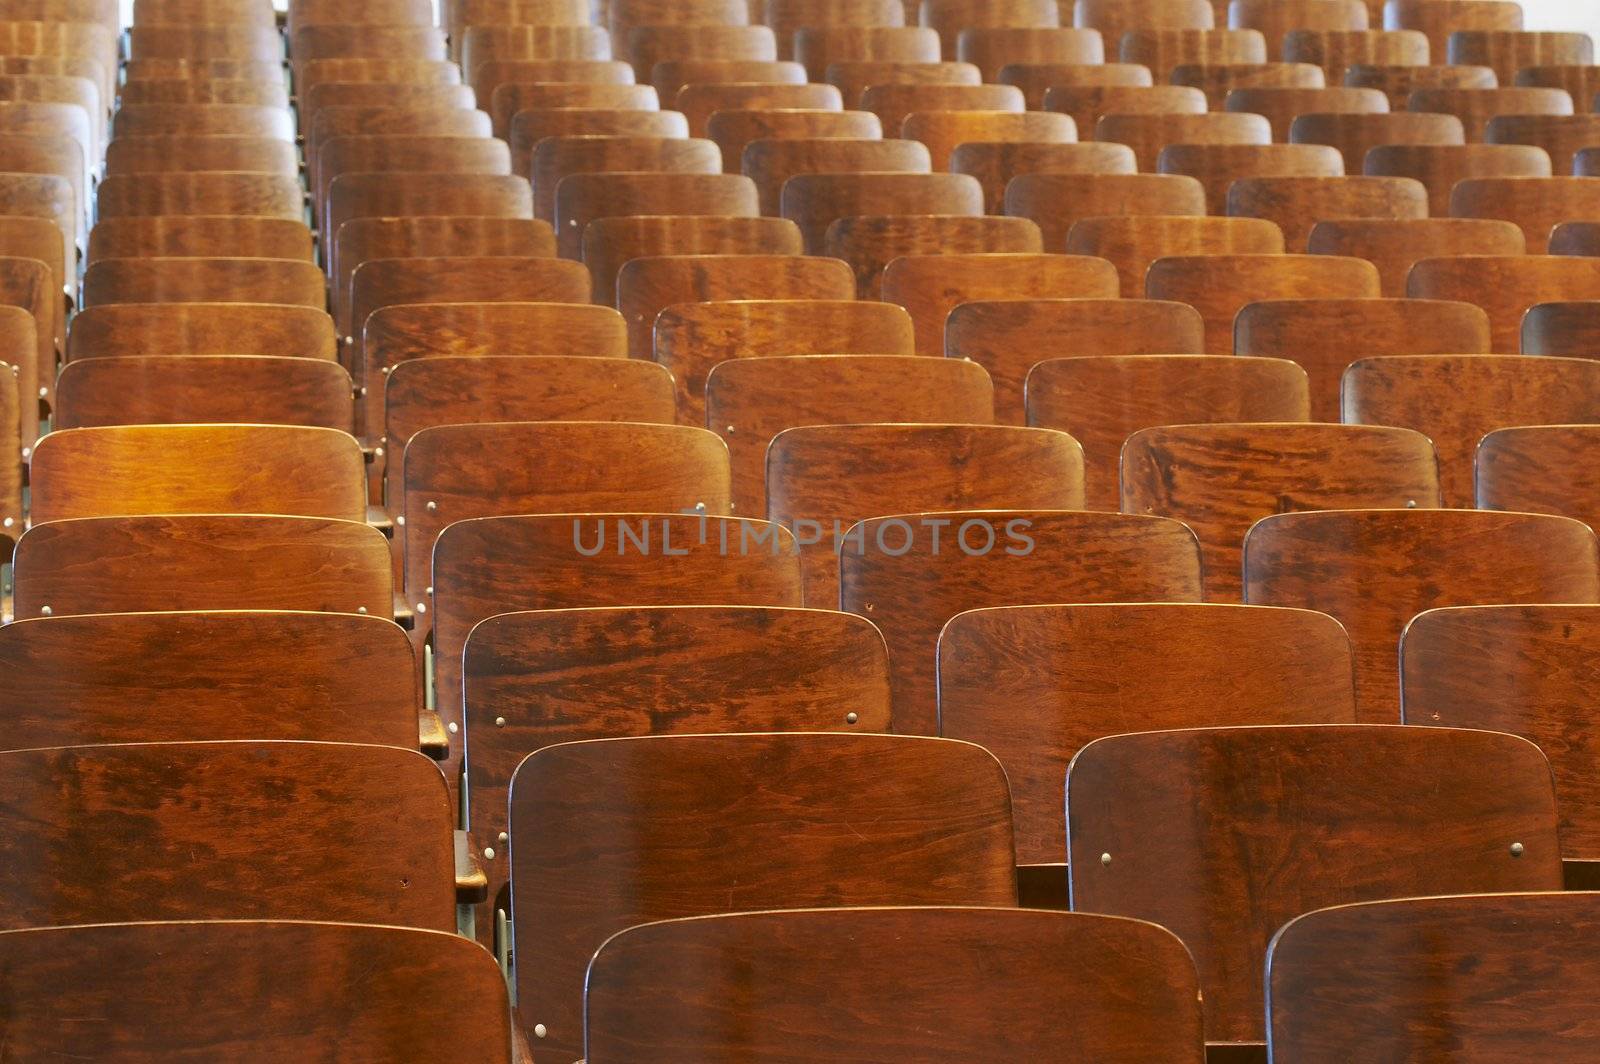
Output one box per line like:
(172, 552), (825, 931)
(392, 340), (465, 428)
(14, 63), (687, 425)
(1518, 0), (1600, 42)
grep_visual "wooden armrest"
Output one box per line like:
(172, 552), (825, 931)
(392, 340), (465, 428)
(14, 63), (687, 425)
(419, 709), (448, 760)
(455, 829), (489, 905)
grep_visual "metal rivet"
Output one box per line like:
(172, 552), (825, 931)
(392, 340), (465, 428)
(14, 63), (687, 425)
(498, 831), (508, 843)
(20, 447), (29, 459)
(37, 386), (46, 398)
(357, 606), (368, 614)
(845, 712), (858, 724)
(864, 603), (874, 612)
(494, 716), (506, 728)
(534, 1025), (548, 1039)
(415, 602), (427, 614)
(425, 587), (433, 596)
(694, 501), (707, 514)
(426, 500), (438, 512)
(446, 722), (458, 734)
(1100, 852), (1112, 866)
(483, 847), (496, 860)
(1, 517), (11, 528)
(373, 447), (384, 458)
(725, 425), (735, 434)
(1511, 842), (1525, 857)
(394, 515), (405, 527)
(39, 605), (51, 616)
(1406, 499), (1418, 508)
(358, 386), (367, 397)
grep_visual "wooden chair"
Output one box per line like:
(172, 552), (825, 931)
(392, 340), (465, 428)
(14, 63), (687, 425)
(460, 27), (613, 95)
(901, 110), (1076, 172)
(512, 110), (689, 179)
(617, 253), (854, 359)
(1449, 30), (1593, 87)
(1451, 176), (1600, 251)
(511, 732), (1014, 1059)
(678, 82), (841, 138)
(651, 60), (806, 102)
(128, 26), (284, 61)
(0, 742), (455, 930)
(586, 908), (1204, 1062)
(490, 81), (656, 140)
(1066, 216), (1284, 294)
(67, 304), (336, 361)
(1403, 604), (1600, 884)
(1073, 0), (1214, 45)
(0, 320), (17, 527)
(0, 134), (86, 236)
(707, 354), (992, 513)
(1574, 151), (1600, 178)
(1235, 297), (1492, 419)
(1485, 114), (1600, 174)
(451, 0), (589, 53)
(1068, 724), (1562, 1051)
(119, 77), (286, 107)
(826, 215), (1039, 298)
(1041, 84), (1205, 139)
(0, 23), (116, 104)
(291, 0), (434, 27)
(87, 217), (312, 266)
(1244, 509), (1600, 719)
(531, 136), (720, 221)
(1159, 142), (1345, 214)
(1125, 423), (1440, 600)
(113, 102), (292, 141)
(583, 215), (801, 309)
(825, 59), (980, 109)
(1026, 354), (1309, 510)
(1409, 87), (1573, 142)
(1229, 0), (1369, 59)
(883, 253), (1119, 355)
(945, 299), (1204, 424)
(1345, 62), (1496, 108)
(1170, 62), (1326, 109)
(1290, 111), (1464, 175)
(608, 0), (749, 43)
(941, 602), (1353, 890)
(308, 111), (492, 195)
(765, 0), (904, 62)
(1118, 28), (1266, 82)
(1477, 424), (1600, 537)
(55, 356), (351, 433)
(104, 135), (297, 177)
(0, 172), (71, 284)
(0, 104), (91, 206)
(1408, 254), (1600, 352)
(1385, 0), (1523, 60)
(1145, 253), (1381, 352)
(81, 258), (324, 311)
(859, 83), (1022, 134)
(315, 135), (511, 225)
(1516, 64), (1600, 109)
(1283, 27), (1429, 83)
(920, 0), (1059, 61)
(290, 25), (446, 64)
(779, 171), (980, 254)
(1003, 173), (1206, 250)
(1228, 174), (1427, 249)
(0, 256), (48, 440)
(958, 26), (1104, 82)
(997, 58), (1150, 104)
(1523, 300), (1600, 355)
(742, 137), (926, 217)
(139, 0), (273, 25)
(1225, 85), (1389, 141)
(654, 298), (915, 423)
(766, 423), (1085, 603)
(714, 111), (887, 183)
(552, 172), (757, 260)
(1365, 143), (1551, 215)
(627, 26), (777, 79)
(1094, 112), (1268, 173)
(950, 141), (1136, 214)
(475, 59), (632, 112)
(326, 176), (533, 266)
(94, 174), (302, 223)
(0, 922), (511, 1064)
(794, 26), (942, 82)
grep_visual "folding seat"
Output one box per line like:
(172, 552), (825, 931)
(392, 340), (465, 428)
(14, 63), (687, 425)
(859, 82), (1022, 134)
(739, 134), (923, 215)
(780, 171), (981, 253)
(119, 77), (286, 107)
(617, 253), (854, 358)
(1477, 424), (1600, 534)
(591, 908), (1205, 1062)
(1449, 30), (1593, 88)
(1171, 62), (1327, 109)
(952, 141), (1137, 213)
(513, 110), (690, 180)
(300, 58), (461, 104)
(1226, 85), (1389, 142)
(552, 172), (757, 260)
(609, 0), (749, 42)
(692, 96), (855, 157)
(1229, 0), (1370, 60)
(105, 136), (296, 178)
(0, 103), (91, 200)
(1066, 215), (1285, 295)
(1346, 62), (1497, 109)
(654, 298), (915, 422)
(460, 27), (614, 96)
(1229, 174), (1427, 249)
(129, 25), (284, 61)
(1092, 114), (1262, 175)
(326, 176), (535, 273)
(883, 253), (1119, 355)
(490, 81), (657, 140)
(1042, 84), (1206, 138)
(946, 299), (1204, 424)
(290, 25), (447, 64)
(766, 423), (1085, 602)
(1486, 113), (1600, 173)
(919, 0), (1058, 61)
(0, 256), (49, 432)
(829, 60), (981, 113)
(1004, 173), (1207, 250)
(0, 156), (80, 269)
(0, 922), (511, 1063)
(1409, 86), (1573, 142)
(0, 22), (117, 105)
(81, 258), (324, 311)
(1283, 27), (1428, 83)
(68, 304), (335, 364)
(901, 110), (1077, 172)
(1517, 64), (1600, 111)
(56, 356), (352, 433)
(826, 215), (1040, 298)
(125, 58), (284, 83)
(1068, 725), (1562, 1053)
(451, 0), (589, 57)
(651, 59), (806, 100)
(113, 101), (292, 142)
(135, 0), (275, 23)
(765, 0), (904, 62)
(1384, 0), (1522, 59)
(0, 72), (101, 149)
(1408, 254), (1600, 352)
(94, 174), (302, 225)
(1290, 110), (1463, 174)
(1159, 142), (1345, 214)
(1145, 252), (1381, 351)
(1522, 299), (1600, 355)
(957, 26), (1103, 82)
(477, 62), (634, 117)
(628, 26), (778, 79)
(1365, 142), (1550, 215)
(301, 84), (477, 138)
(584, 216), (803, 307)
(794, 26), (942, 81)
(290, 0), (433, 26)
(997, 61), (1151, 110)
(0, 172), (72, 281)
(1451, 176), (1600, 251)
(1119, 29), (1265, 83)
(1073, 0), (1215, 45)
(316, 136), (513, 233)
(531, 136), (719, 223)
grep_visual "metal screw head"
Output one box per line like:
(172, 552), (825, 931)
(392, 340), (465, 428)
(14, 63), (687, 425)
(845, 712), (859, 724)
(498, 831), (508, 843)
(395, 514), (405, 527)
(1406, 499), (1418, 508)
(426, 500), (438, 513)
(1100, 852), (1112, 867)
(1511, 842), (1525, 857)
(415, 602), (427, 615)
(37, 386), (46, 398)
(356, 606), (368, 615)
(694, 501), (707, 514)
(373, 447), (383, 458)
(494, 716), (507, 728)
(446, 722), (458, 734)
(39, 605), (51, 616)
(483, 847), (496, 860)
(725, 425), (736, 435)
(534, 1025), (548, 1039)
(2, 517), (11, 528)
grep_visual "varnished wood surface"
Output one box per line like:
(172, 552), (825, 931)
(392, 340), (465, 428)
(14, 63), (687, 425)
(1170, 63), (1326, 110)
(1450, 28), (1593, 85)
(104, 135), (297, 177)
(1003, 173), (1206, 249)
(56, 356), (353, 432)
(30, 424), (367, 524)
(1144, 253), (1380, 352)
(1228, 175), (1426, 250)
(998, 60), (1153, 110)
(1075, 0), (1214, 46)
(1487, 113), (1600, 175)
(1346, 62), (1498, 109)
(459, 26), (613, 88)
(960, 25), (1105, 81)
(1068, 725), (1562, 1045)
(119, 77), (286, 107)
(1409, 87), (1573, 143)
(1095, 111), (1269, 172)
(1118, 27), (1266, 81)
(1243, 509), (1600, 720)
(307, 111), (490, 195)
(583, 215), (800, 308)
(826, 59), (981, 110)
(0, 265), (44, 446)
(1409, 255), (1600, 352)
(553, 171), (758, 260)
(766, 0), (904, 61)
(303, 84), (475, 134)
(532, 135), (719, 220)
(741, 136), (926, 217)
(317, 135), (511, 232)
(1452, 176), (1600, 252)
(825, 214), (1040, 298)
(941, 603), (1353, 863)
(0, 921), (512, 1063)
(1552, 219), (1600, 256)
(1478, 425), (1600, 534)
(0, 334), (16, 527)
(1066, 215), (1283, 296)
(651, 58), (805, 100)
(289, 24), (445, 62)
(919, 0), (1061, 61)
(0, 174), (73, 294)
(1290, 110), (1463, 176)
(82, 257), (326, 310)
(326, 175), (533, 262)
(1515, 63), (1600, 103)
(67, 304), (337, 361)
(626, 25), (778, 78)
(654, 298), (915, 424)
(1344, 354), (1600, 506)
(1042, 84), (1204, 142)
(0, 741), (456, 930)
(1307, 217), (1526, 297)
(511, 732), (1016, 1061)
(113, 102), (292, 140)
(1387, 0), (1524, 59)
(0, 611), (416, 750)
(779, 171), (981, 254)
(490, 80), (656, 139)
(587, 907), (1205, 1063)
(950, 140), (1136, 214)
(901, 109), (1076, 173)
(1365, 142), (1551, 217)
(513, 108), (691, 178)
(1233, 0), (1370, 58)
(794, 26), (942, 82)
(87, 216), (313, 266)
(677, 82), (841, 138)
(1225, 86), (1388, 143)
(1523, 299), (1600, 357)
(1160, 142), (1345, 214)
(1282, 27), (1428, 82)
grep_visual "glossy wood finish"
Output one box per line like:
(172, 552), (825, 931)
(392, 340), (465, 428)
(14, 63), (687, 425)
(1523, 300), (1600, 356)
(0, 173), (74, 283)
(883, 254), (1120, 355)
(1004, 173), (1207, 249)
(794, 26), (942, 82)
(1223, 86), (1386, 144)
(56, 356), (352, 433)
(512, 732), (1015, 1061)
(0, 611), (415, 751)
(1066, 216), (1284, 296)
(303, 85), (476, 133)
(742, 137), (928, 218)
(950, 141), (1137, 214)
(944, 602), (1351, 873)
(1231, 0), (1370, 57)
(1159, 143), (1345, 214)
(1119, 28), (1266, 81)
(0, 323), (15, 522)
(1386, 0), (1523, 59)
(119, 77), (286, 107)
(114, 102), (292, 141)
(677, 82), (841, 138)
(1409, 87), (1573, 142)
(959, 26), (1104, 81)
(1452, 177), (1600, 251)
(82, 258), (325, 310)
(1486, 114), (1600, 175)
(66, 304), (337, 362)
(0, 257), (48, 446)
(654, 299), (915, 424)
(651, 59), (806, 101)
(308, 112), (494, 200)
(1449, 29), (1593, 86)
(998, 61), (1153, 110)
(553, 172), (757, 260)
(826, 215), (1040, 298)
(1290, 111), (1464, 176)
(1283, 27), (1428, 83)
(766, 424), (1085, 603)
(901, 109), (1076, 172)
(477, 59), (631, 113)
(326, 176), (533, 263)
(1407, 255), (1600, 352)
(532, 135), (719, 220)
(513, 110), (690, 179)
(780, 170), (981, 254)
(1478, 424), (1600, 532)
(316, 135), (512, 230)
(0, 742), (455, 930)
(1517, 64), (1600, 106)
(30, 425), (366, 524)
(1074, 0), (1214, 44)
(1346, 63), (1498, 109)
(587, 907), (1204, 1063)
(0, 23), (116, 101)
(460, 27), (612, 89)
(299, 58), (460, 101)
(584, 216), (800, 308)
(919, 0), (1060, 61)
(0, 921), (512, 1064)
(1170, 62), (1326, 110)
(825, 59), (980, 111)
(1041, 84), (1206, 140)
(1068, 725), (1562, 1046)
(1095, 111), (1270, 173)
(491, 82), (656, 141)
(104, 135), (298, 177)
(617, 254), (854, 360)
(87, 217), (312, 266)
(1307, 217), (1525, 296)
(1228, 175), (1426, 249)
(1145, 253), (1380, 352)
(766, 0), (904, 61)
(627, 26), (779, 78)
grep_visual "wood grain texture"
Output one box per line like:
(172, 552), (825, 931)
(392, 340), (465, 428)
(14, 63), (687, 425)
(56, 356), (353, 432)
(1144, 253), (1381, 352)
(651, 59), (805, 100)
(303, 84), (475, 134)
(511, 732), (1016, 1061)
(1224, 86), (1387, 143)
(794, 26), (942, 82)
(317, 135), (511, 233)
(1478, 425), (1600, 534)
(1228, 175), (1427, 250)
(1066, 215), (1283, 296)
(1452, 176), (1600, 252)
(780, 171), (981, 253)
(1268, 892), (1600, 1063)
(587, 907), (1203, 1064)
(475, 57), (630, 108)
(451, 0), (590, 55)
(104, 134), (297, 177)
(463, 604), (889, 943)
(1095, 111), (1269, 172)
(1387, 0), (1523, 60)
(1528, 66), (1600, 109)
(87, 216), (313, 266)
(67, 304), (337, 362)
(826, 214), (1039, 298)
(1345, 354), (1600, 506)
(741, 135), (925, 217)
(1365, 142), (1550, 216)
(119, 77), (286, 107)
(998, 61), (1152, 110)
(1068, 725), (1562, 1046)
(901, 109), (1076, 173)
(950, 141), (1136, 214)
(0, 328), (17, 527)
(1026, 355), (1309, 511)
(1160, 142), (1345, 214)
(1408, 87), (1573, 142)
(677, 82), (841, 138)
(123, 58), (294, 83)
(326, 175), (533, 261)
(1523, 300), (1600, 356)
(531, 135), (719, 221)
(0, 611), (416, 750)
(582, 215), (800, 309)
(1307, 217), (1525, 297)
(1232, 0), (1369, 58)
(654, 298), (914, 424)
(82, 257), (326, 310)
(883, 253), (1120, 355)
(941, 603), (1353, 864)
(113, 102), (291, 140)
(1243, 509), (1600, 720)
(291, 0), (433, 27)
(1170, 63), (1326, 110)
(616, 253), (854, 359)
(1283, 27), (1427, 82)
(1119, 27), (1265, 81)
(513, 107), (689, 175)
(460, 26), (612, 86)
(1486, 113), (1600, 175)
(30, 424), (366, 523)
(825, 58), (979, 109)
(1409, 255), (1600, 352)
(1449, 29), (1592, 86)
(307, 110), (490, 195)
(491, 81), (656, 140)
(0, 921), (512, 1063)
(289, 25), (445, 62)
(1290, 110), (1462, 176)
(959, 26), (1104, 81)
(0, 173), (73, 295)
(553, 171), (758, 260)
(766, 424), (1085, 604)
(919, 0), (1059, 61)
(766, 0), (903, 61)
(0, 741), (455, 930)
(1124, 423), (1440, 600)
(1003, 173), (1206, 250)
(0, 133), (83, 240)
(707, 355), (993, 513)
(0, 270), (40, 447)
(1345, 61), (1497, 109)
